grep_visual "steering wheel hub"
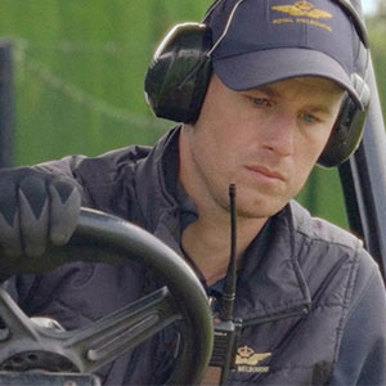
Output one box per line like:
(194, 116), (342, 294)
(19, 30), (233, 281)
(0, 351), (79, 373)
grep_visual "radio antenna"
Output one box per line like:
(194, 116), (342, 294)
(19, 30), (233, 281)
(219, 183), (237, 321)
(210, 184), (242, 383)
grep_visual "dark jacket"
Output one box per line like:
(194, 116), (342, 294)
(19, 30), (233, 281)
(13, 127), (386, 385)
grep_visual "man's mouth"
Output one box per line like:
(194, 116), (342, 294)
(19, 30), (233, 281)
(245, 165), (286, 182)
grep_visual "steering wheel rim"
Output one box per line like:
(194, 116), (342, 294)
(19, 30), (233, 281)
(0, 208), (214, 384)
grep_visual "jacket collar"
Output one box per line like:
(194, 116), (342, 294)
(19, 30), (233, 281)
(135, 126), (196, 249)
(234, 204), (312, 323)
(135, 127), (312, 322)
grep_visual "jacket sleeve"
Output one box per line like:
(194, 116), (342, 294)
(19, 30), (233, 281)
(330, 261), (386, 385)
(7, 147), (149, 304)
(34, 145), (151, 213)
(35, 154), (92, 205)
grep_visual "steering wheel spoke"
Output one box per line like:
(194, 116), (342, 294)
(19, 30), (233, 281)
(0, 287), (39, 342)
(0, 208), (213, 384)
(65, 286), (182, 372)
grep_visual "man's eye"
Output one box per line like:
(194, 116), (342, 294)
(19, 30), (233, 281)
(250, 97), (270, 107)
(300, 113), (318, 123)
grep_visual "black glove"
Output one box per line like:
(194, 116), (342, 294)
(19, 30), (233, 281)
(0, 167), (81, 257)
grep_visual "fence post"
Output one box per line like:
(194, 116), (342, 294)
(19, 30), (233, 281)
(0, 40), (13, 168)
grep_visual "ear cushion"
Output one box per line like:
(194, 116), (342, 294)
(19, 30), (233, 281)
(318, 95), (367, 167)
(317, 39), (370, 167)
(144, 23), (213, 123)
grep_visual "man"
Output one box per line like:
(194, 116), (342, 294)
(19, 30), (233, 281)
(0, 0), (385, 385)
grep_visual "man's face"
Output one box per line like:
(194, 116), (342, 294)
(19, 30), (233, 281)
(180, 74), (345, 219)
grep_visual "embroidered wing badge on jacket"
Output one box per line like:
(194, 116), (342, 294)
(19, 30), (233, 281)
(235, 345), (272, 374)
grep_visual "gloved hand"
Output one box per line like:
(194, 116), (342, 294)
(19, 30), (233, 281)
(0, 167), (82, 257)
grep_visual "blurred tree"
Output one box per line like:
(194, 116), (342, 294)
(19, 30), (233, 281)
(0, 1), (212, 164)
(0, 0), (384, 230)
(378, 0), (386, 16)
(366, 0), (386, 120)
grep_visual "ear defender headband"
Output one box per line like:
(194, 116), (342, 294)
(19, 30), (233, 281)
(144, 0), (370, 167)
(144, 0), (244, 123)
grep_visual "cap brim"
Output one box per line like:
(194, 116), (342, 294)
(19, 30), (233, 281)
(213, 48), (362, 107)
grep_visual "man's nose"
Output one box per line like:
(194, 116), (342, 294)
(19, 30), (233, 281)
(260, 110), (296, 157)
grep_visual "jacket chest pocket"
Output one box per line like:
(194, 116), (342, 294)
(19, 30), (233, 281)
(229, 314), (335, 385)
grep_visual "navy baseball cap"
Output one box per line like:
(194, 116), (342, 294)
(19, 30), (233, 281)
(206, 0), (368, 108)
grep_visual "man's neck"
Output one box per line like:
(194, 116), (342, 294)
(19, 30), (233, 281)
(181, 211), (266, 286)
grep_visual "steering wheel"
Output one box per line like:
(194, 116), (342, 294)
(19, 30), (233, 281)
(0, 208), (214, 385)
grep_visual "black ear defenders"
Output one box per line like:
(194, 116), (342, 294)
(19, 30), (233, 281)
(144, 23), (212, 123)
(318, 77), (369, 167)
(144, 0), (370, 167)
(144, 0), (242, 124)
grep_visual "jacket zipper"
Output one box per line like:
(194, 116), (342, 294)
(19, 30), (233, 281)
(241, 303), (311, 327)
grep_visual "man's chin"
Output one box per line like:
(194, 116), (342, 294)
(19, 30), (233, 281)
(233, 192), (289, 220)
(235, 203), (287, 221)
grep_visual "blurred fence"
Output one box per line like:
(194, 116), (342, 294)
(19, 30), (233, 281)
(0, 40), (13, 167)
(0, 1), (212, 164)
(0, 1), (384, 229)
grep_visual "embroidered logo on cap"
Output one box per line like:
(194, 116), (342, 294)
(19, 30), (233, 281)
(235, 345), (272, 374)
(272, 1), (332, 19)
(271, 1), (333, 31)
